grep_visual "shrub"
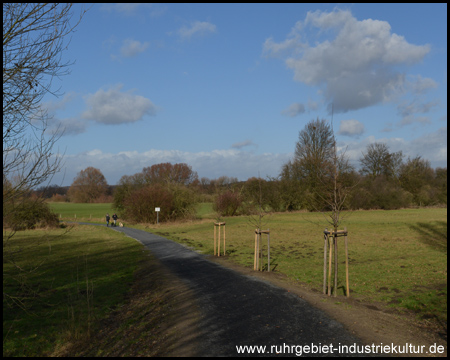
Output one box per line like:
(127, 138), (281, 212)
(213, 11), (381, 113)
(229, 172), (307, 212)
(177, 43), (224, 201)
(50, 193), (68, 202)
(167, 183), (198, 220)
(122, 184), (173, 223)
(348, 177), (412, 210)
(3, 198), (59, 231)
(121, 183), (198, 224)
(213, 190), (242, 217)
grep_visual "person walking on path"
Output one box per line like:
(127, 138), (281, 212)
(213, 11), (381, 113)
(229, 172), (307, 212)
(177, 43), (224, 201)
(112, 213), (118, 227)
(106, 213), (110, 227)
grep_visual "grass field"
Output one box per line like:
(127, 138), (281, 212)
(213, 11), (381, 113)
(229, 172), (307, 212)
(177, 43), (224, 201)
(4, 204), (447, 355)
(47, 202), (115, 223)
(3, 225), (146, 356)
(47, 202), (215, 222)
(139, 207), (447, 324)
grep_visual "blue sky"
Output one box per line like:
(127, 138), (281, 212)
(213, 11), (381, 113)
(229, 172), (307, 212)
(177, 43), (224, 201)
(44, 3), (447, 186)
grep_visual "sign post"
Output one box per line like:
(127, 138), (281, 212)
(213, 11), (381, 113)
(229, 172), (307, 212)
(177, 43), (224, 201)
(155, 207), (160, 224)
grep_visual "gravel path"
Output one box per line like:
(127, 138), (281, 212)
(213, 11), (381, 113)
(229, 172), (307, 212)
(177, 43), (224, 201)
(82, 223), (366, 356)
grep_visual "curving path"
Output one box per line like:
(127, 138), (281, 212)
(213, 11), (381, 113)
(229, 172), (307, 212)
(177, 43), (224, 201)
(80, 223), (365, 357)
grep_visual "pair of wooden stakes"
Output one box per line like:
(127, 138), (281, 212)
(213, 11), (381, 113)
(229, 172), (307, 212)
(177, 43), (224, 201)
(213, 223), (271, 274)
(213, 222), (226, 256)
(323, 228), (350, 297)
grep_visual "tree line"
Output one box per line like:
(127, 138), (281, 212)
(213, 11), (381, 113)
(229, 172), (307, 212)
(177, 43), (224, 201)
(8, 118), (443, 228)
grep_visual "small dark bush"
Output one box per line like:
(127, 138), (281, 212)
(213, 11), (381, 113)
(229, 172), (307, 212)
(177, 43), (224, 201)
(213, 190), (242, 217)
(3, 198), (60, 231)
(348, 177), (412, 210)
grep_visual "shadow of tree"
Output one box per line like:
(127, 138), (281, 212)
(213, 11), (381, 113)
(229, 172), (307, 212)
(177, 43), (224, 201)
(409, 221), (447, 254)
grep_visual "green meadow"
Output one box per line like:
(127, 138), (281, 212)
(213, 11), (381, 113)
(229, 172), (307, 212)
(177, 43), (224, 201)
(3, 225), (146, 356)
(3, 204), (447, 356)
(48, 202), (115, 222)
(142, 207), (447, 323)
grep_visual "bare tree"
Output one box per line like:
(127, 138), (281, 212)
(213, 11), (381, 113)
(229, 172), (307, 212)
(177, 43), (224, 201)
(359, 142), (403, 180)
(319, 125), (356, 233)
(3, 4), (87, 308)
(3, 3), (86, 207)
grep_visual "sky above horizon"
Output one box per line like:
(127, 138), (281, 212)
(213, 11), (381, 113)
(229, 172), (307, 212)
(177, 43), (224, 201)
(42, 3), (447, 186)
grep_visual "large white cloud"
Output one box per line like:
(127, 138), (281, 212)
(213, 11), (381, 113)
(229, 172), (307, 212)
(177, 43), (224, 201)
(81, 84), (157, 124)
(264, 9), (432, 113)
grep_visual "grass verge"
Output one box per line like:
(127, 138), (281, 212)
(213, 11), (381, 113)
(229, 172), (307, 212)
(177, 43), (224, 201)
(3, 225), (145, 356)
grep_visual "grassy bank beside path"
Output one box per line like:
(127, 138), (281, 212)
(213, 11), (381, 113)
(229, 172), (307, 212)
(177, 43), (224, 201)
(3, 225), (144, 356)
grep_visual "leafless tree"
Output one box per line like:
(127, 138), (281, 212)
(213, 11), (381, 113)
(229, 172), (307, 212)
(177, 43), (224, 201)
(359, 142), (403, 180)
(3, 3), (87, 308)
(3, 3), (86, 209)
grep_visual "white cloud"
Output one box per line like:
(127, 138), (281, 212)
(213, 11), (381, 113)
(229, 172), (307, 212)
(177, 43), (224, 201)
(81, 84), (157, 125)
(397, 99), (438, 126)
(263, 36), (304, 58)
(52, 125), (447, 186)
(281, 102), (306, 117)
(338, 119), (364, 137)
(101, 3), (155, 15)
(55, 117), (88, 136)
(264, 9), (431, 113)
(120, 38), (149, 57)
(178, 21), (216, 40)
(54, 149), (291, 186)
(231, 140), (256, 149)
(340, 127), (447, 170)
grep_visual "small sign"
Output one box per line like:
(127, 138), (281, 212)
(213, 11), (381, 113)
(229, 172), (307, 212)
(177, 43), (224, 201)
(155, 207), (160, 212)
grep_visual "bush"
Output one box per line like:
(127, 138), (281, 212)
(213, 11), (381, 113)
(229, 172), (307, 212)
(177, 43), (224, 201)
(121, 183), (198, 224)
(122, 185), (173, 223)
(50, 193), (68, 202)
(168, 183), (198, 220)
(348, 177), (412, 210)
(213, 190), (242, 217)
(3, 198), (60, 231)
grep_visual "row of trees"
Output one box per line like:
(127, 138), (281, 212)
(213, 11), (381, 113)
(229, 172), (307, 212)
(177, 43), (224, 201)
(279, 119), (446, 211)
(4, 131), (447, 228)
(29, 123), (447, 225)
(7, 125), (446, 227)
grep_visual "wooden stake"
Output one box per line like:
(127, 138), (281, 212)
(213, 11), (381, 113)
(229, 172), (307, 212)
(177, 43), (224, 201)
(328, 233), (332, 296)
(345, 227), (350, 297)
(214, 225), (216, 256)
(223, 224), (226, 256)
(323, 230), (328, 295)
(267, 230), (270, 272)
(218, 224), (221, 257)
(334, 233), (338, 297)
(257, 231), (260, 271)
(260, 232), (263, 271)
(254, 230), (258, 270)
